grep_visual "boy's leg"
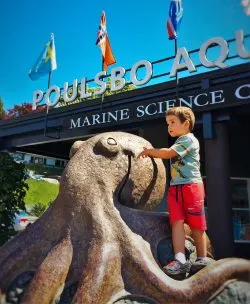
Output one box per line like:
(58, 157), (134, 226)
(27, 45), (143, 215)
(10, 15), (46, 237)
(192, 229), (207, 257)
(182, 183), (208, 247)
(191, 228), (214, 273)
(172, 220), (186, 260)
(163, 220), (191, 279)
(167, 186), (186, 258)
(183, 183), (214, 273)
(163, 186), (191, 279)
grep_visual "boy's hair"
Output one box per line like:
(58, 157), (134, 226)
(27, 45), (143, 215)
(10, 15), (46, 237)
(166, 107), (195, 131)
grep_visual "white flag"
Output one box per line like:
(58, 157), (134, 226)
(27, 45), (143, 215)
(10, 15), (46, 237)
(242, 0), (250, 15)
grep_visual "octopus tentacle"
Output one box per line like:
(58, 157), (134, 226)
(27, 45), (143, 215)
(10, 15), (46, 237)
(121, 231), (250, 303)
(20, 232), (73, 304)
(187, 258), (250, 302)
(0, 241), (50, 292)
(72, 243), (124, 304)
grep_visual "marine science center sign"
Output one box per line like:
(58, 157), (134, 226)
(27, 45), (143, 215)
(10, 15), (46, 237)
(32, 30), (250, 111)
(66, 79), (250, 130)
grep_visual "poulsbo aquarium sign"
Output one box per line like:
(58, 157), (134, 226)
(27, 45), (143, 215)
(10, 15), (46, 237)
(32, 30), (250, 111)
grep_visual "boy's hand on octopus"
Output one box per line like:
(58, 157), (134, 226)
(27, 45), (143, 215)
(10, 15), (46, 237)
(137, 147), (150, 159)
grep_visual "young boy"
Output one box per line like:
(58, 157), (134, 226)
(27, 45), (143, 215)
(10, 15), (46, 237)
(138, 106), (211, 280)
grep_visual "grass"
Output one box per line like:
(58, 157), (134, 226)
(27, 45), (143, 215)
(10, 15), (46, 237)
(24, 179), (59, 208)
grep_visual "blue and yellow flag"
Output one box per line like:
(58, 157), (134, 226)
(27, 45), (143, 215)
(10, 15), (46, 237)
(28, 33), (57, 80)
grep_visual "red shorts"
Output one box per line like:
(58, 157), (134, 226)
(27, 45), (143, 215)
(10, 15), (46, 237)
(168, 183), (207, 230)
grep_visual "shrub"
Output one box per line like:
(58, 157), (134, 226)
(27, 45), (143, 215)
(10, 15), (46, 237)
(0, 153), (28, 245)
(30, 202), (51, 217)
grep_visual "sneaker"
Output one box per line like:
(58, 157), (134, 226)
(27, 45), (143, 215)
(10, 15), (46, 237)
(190, 257), (215, 275)
(163, 259), (191, 280)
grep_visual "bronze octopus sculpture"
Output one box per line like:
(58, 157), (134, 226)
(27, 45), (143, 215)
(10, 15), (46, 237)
(0, 131), (250, 304)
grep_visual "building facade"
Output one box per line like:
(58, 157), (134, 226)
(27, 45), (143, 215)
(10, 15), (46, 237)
(11, 151), (67, 168)
(1, 61), (250, 259)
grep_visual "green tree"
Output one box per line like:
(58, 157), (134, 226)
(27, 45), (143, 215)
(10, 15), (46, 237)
(0, 97), (5, 120)
(0, 153), (28, 245)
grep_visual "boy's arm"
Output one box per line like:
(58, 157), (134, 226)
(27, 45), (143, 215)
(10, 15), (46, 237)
(137, 147), (177, 159)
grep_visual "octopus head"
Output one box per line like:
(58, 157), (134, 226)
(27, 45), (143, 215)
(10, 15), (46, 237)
(67, 132), (166, 210)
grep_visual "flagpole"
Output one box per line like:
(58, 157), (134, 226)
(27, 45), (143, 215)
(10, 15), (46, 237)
(43, 71), (60, 139)
(44, 72), (51, 136)
(174, 38), (179, 103)
(100, 57), (105, 112)
(167, 0), (183, 104)
(47, 71), (51, 90)
(102, 56), (104, 72)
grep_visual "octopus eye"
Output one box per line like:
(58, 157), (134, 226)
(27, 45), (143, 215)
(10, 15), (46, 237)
(95, 136), (120, 156)
(107, 137), (117, 146)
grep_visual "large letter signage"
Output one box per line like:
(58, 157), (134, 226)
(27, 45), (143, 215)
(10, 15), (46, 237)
(199, 37), (229, 68)
(236, 30), (250, 59)
(130, 60), (153, 86)
(32, 30), (250, 110)
(170, 48), (196, 77)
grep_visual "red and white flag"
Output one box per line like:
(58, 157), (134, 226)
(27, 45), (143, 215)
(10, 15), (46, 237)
(96, 11), (116, 71)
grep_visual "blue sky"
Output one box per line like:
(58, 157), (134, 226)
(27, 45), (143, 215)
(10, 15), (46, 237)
(0, 0), (249, 111)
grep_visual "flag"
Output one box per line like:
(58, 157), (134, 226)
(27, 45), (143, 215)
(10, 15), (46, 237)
(167, 0), (184, 40)
(29, 33), (57, 80)
(96, 11), (116, 71)
(242, 0), (250, 15)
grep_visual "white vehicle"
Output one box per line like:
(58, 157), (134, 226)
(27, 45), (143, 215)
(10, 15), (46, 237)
(31, 174), (45, 180)
(13, 210), (38, 231)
